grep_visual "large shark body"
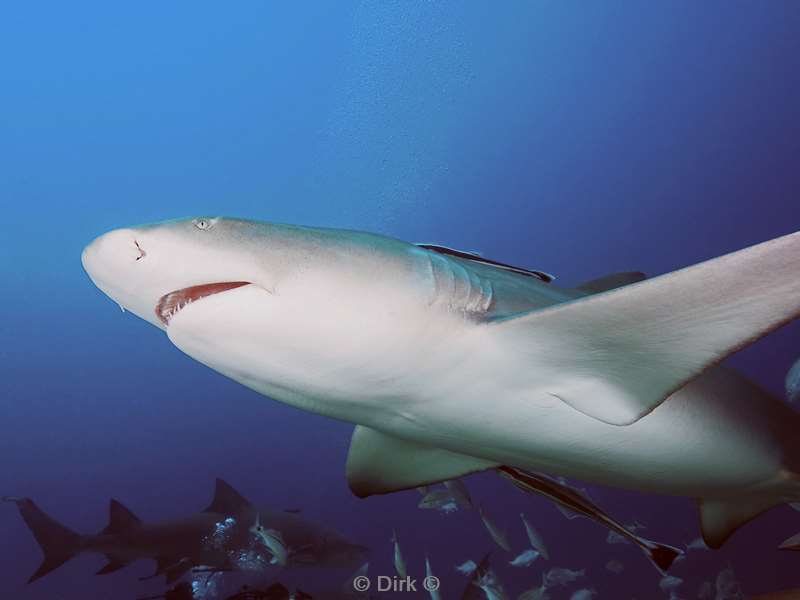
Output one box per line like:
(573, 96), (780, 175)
(81, 217), (800, 553)
(5, 479), (368, 583)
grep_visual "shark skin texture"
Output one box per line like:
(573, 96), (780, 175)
(81, 216), (800, 559)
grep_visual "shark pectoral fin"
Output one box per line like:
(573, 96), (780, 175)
(573, 271), (647, 295)
(698, 496), (783, 549)
(346, 426), (497, 497)
(490, 230), (800, 426)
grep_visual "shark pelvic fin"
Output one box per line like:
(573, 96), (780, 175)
(698, 495), (783, 549)
(204, 478), (252, 515)
(573, 271), (647, 295)
(490, 230), (800, 425)
(101, 499), (141, 534)
(346, 426), (496, 497)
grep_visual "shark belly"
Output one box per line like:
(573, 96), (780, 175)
(162, 278), (799, 500)
(406, 363), (798, 498)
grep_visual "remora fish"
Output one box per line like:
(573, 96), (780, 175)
(3, 479), (368, 583)
(82, 218), (800, 564)
(478, 504), (512, 552)
(499, 467), (681, 572)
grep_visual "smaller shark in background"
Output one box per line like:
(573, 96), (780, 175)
(3, 479), (368, 584)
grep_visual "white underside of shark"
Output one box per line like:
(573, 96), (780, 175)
(81, 217), (800, 549)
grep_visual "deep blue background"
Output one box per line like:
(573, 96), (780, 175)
(2, 2), (800, 598)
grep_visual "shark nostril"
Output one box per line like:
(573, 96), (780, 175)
(134, 240), (146, 261)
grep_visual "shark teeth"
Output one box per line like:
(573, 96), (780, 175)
(155, 282), (251, 325)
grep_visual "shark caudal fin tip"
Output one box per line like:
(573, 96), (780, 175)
(12, 497), (83, 583)
(647, 542), (684, 573)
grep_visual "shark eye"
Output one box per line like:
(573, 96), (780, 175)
(194, 218), (213, 231)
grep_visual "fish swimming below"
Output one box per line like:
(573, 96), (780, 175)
(455, 560), (478, 575)
(508, 549), (539, 567)
(2, 479), (369, 584)
(715, 567), (746, 600)
(478, 504), (512, 552)
(660, 575), (684, 592)
(462, 554), (508, 600)
(518, 584), (550, 600)
(425, 555), (442, 600)
(249, 516), (288, 566)
(543, 567), (585, 588)
(391, 530), (407, 579)
(443, 480), (473, 510)
(520, 512), (549, 560)
(418, 487), (459, 514)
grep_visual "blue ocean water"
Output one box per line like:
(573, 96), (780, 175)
(2, 1), (800, 598)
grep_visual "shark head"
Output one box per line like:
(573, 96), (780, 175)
(81, 216), (439, 417)
(80, 216), (291, 330)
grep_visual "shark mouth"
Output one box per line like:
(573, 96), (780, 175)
(156, 282), (251, 325)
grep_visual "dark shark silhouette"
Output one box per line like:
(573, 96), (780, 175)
(4, 479), (369, 584)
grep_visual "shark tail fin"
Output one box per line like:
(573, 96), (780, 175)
(9, 497), (83, 583)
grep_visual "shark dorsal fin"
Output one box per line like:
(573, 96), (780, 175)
(102, 499), (141, 535)
(204, 478), (252, 515)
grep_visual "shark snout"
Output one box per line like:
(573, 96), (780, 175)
(81, 228), (143, 279)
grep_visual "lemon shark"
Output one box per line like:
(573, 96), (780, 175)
(81, 217), (800, 564)
(4, 479), (368, 584)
